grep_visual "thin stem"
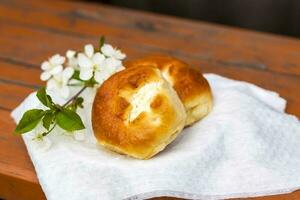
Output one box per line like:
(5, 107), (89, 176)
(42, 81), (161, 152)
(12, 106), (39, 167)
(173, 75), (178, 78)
(67, 83), (84, 87)
(62, 86), (87, 107)
(40, 85), (88, 138)
(42, 123), (57, 137)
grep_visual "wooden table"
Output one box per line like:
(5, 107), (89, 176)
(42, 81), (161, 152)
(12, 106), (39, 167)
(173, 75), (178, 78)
(0, 0), (300, 199)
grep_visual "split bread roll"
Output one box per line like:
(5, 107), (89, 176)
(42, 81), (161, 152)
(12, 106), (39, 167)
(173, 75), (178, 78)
(125, 55), (213, 126)
(92, 65), (186, 159)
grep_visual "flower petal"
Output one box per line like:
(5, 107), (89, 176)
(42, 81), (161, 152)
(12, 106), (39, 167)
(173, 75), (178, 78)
(41, 61), (51, 70)
(66, 50), (76, 58)
(114, 49), (126, 60)
(63, 67), (75, 80)
(101, 44), (114, 57)
(60, 86), (70, 99)
(47, 78), (58, 90)
(69, 79), (82, 85)
(84, 44), (94, 58)
(50, 54), (65, 65)
(67, 58), (78, 69)
(78, 53), (93, 69)
(53, 73), (63, 82)
(92, 53), (105, 65)
(94, 70), (110, 84)
(49, 65), (63, 75)
(40, 71), (51, 81)
(104, 57), (121, 73)
(79, 68), (93, 80)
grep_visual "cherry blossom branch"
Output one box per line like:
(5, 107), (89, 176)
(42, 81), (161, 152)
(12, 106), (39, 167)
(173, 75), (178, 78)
(62, 86), (87, 107)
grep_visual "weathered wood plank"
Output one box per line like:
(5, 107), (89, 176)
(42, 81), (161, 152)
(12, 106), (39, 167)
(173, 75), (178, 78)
(0, 82), (34, 110)
(0, 61), (42, 87)
(0, 0), (300, 76)
(0, 29), (299, 116)
(0, 110), (45, 200)
(1, 21), (300, 113)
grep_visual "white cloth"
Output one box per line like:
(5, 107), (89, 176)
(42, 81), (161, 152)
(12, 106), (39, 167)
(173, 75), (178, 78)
(11, 74), (300, 200)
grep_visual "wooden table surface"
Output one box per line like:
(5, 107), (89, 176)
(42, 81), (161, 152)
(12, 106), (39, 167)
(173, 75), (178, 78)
(0, 0), (300, 199)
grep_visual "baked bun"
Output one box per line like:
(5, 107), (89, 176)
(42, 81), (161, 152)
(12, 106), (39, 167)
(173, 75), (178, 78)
(92, 65), (186, 159)
(125, 55), (213, 126)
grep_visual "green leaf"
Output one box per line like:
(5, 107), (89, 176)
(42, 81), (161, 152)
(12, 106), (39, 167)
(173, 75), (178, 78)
(14, 109), (45, 134)
(99, 36), (105, 51)
(47, 95), (53, 105)
(56, 108), (85, 131)
(36, 87), (53, 108)
(42, 112), (56, 130)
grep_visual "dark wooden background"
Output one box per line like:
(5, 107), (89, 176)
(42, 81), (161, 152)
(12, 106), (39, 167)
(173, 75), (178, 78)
(89, 0), (300, 37)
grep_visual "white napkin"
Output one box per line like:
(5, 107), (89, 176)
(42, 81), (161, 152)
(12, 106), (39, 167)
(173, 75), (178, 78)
(11, 74), (300, 200)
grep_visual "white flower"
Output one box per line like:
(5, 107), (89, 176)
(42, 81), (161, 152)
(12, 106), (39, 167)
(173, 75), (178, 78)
(78, 44), (125, 84)
(93, 57), (123, 84)
(101, 44), (126, 60)
(47, 67), (74, 99)
(31, 124), (52, 152)
(66, 50), (78, 69)
(40, 54), (65, 81)
(77, 44), (109, 84)
(78, 44), (103, 81)
(33, 135), (52, 152)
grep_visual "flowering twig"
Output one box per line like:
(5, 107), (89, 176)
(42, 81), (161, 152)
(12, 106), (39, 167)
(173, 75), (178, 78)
(63, 86), (87, 107)
(14, 36), (126, 144)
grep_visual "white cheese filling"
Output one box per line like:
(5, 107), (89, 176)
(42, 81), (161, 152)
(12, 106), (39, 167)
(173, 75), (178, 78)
(128, 82), (161, 122)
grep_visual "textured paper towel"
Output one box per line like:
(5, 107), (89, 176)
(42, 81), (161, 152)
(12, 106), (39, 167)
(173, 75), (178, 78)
(11, 74), (300, 200)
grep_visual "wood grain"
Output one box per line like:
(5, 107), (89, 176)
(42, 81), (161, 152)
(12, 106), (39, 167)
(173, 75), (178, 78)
(1, 0), (300, 76)
(0, 0), (300, 199)
(0, 110), (45, 200)
(0, 22), (300, 116)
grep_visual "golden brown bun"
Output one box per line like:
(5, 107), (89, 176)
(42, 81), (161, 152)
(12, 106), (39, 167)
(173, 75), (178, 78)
(92, 65), (186, 159)
(124, 55), (213, 126)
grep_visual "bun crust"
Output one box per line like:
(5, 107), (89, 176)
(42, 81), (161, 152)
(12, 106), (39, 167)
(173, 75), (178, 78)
(92, 65), (186, 159)
(124, 55), (213, 126)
